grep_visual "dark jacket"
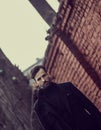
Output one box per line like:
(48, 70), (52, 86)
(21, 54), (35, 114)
(33, 82), (101, 130)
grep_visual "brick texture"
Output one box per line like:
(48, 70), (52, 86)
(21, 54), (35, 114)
(44, 0), (101, 111)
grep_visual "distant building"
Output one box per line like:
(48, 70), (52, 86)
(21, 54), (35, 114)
(29, 0), (56, 26)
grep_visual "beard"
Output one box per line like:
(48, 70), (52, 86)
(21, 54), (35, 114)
(41, 81), (51, 89)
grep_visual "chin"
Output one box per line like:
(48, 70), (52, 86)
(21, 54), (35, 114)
(41, 83), (49, 89)
(45, 81), (50, 86)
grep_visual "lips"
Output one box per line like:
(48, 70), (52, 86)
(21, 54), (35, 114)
(44, 81), (49, 86)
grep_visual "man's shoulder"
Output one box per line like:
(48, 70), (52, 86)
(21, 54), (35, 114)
(56, 82), (74, 93)
(57, 82), (74, 87)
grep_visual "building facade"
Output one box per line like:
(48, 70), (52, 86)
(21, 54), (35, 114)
(44, 0), (101, 111)
(0, 49), (31, 130)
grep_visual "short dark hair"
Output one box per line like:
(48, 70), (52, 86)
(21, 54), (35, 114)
(31, 65), (47, 79)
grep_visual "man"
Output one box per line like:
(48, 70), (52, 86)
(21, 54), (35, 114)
(31, 65), (101, 130)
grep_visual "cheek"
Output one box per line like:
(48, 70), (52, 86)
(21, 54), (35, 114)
(47, 76), (51, 81)
(38, 81), (44, 86)
(36, 81), (40, 85)
(45, 75), (50, 80)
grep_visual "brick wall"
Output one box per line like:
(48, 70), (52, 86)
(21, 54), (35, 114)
(44, 0), (101, 111)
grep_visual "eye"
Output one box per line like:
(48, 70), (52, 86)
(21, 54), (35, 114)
(37, 77), (41, 81)
(42, 74), (47, 77)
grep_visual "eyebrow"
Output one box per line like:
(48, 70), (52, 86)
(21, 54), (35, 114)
(37, 73), (47, 81)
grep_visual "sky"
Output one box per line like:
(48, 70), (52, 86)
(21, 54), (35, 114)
(0, 0), (59, 71)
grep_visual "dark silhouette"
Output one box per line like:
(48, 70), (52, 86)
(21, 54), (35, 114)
(31, 65), (101, 130)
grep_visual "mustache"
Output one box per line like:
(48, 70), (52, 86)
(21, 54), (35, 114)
(44, 81), (49, 84)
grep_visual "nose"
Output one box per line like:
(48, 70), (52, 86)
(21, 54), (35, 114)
(41, 77), (45, 82)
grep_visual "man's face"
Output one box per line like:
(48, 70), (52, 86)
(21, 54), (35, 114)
(34, 68), (51, 88)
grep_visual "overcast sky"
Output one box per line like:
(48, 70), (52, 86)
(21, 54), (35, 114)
(0, 0), (59, 71)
